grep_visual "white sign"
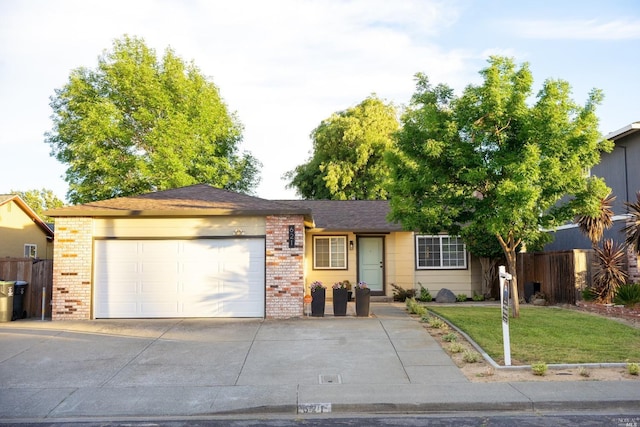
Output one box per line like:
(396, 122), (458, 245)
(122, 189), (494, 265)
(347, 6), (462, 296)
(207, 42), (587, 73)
(499, 265), (512, 366)
(298, 403), (331, 413)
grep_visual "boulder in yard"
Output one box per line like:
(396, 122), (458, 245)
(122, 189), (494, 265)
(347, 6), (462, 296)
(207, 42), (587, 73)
(435, 288), (457, 303)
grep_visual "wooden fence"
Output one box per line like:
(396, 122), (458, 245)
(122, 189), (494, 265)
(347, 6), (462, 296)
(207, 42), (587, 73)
(0, 258), (53, 319)
(516, 250), (593, 305)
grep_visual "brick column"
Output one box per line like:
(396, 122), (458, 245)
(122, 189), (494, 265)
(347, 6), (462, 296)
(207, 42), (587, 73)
(52, 217), (93, 320)
(627, 244), (640, 284)
(265, 215), (304, 318)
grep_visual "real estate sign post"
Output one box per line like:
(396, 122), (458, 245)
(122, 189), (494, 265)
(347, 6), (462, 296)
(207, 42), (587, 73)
(499, 265), (512, 366)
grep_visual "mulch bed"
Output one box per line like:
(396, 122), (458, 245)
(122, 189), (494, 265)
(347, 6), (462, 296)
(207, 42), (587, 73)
(568, 301), (640, 327)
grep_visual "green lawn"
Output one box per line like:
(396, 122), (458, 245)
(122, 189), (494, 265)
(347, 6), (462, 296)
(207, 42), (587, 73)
(427, 306), (640, 365)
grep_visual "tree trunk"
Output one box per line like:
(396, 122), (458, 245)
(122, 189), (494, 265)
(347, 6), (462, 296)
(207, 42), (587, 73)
(505, 250), (520, 318)
(479, 257), (499, 298)
(497, 231), (521, 318)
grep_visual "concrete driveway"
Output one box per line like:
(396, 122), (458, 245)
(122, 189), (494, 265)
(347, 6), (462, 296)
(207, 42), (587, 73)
(1, 303), (639, 420)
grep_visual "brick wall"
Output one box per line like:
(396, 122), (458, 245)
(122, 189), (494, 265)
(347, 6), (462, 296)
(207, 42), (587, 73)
(52, 217), (93, 320)
(265, 215), (305, 318)
(627, 244), (640, 284)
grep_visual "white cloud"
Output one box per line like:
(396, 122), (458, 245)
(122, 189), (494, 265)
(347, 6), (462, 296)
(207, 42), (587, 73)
(3, 1), (634, 201)
(511, 19), (640, 40)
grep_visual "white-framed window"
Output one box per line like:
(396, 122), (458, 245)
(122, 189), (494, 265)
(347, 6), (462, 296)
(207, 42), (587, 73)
(24, 244), (37, 258)
(416, 235), (467, 269)
(313, 236), (347, 269)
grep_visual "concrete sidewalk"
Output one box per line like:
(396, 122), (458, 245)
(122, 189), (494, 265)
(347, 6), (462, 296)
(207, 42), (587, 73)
(0, 303), (639, 421)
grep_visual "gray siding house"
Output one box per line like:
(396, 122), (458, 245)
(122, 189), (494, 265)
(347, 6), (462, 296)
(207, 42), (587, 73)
(545, 121), (640, 282)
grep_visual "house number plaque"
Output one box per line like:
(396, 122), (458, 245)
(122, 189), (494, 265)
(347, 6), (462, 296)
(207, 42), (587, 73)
(288, 225), (295, 248)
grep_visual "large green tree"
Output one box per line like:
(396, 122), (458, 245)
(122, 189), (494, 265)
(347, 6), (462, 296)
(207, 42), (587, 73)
(46, 35), (260, 204)
(285, 96), (399, 200)
(387, 56), (613, 317)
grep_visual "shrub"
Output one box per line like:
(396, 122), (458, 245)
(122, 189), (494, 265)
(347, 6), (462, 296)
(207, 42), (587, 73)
(462, 350), (482, 363)
(456, 294), (467, 302)
(628, 362), (639, 376)
(414, 305), (427, 317)
(417, 283), (432, 302)
(448, 342), (464, 353)
(531, 362), (548, 376)
(442, 333), (457, 342)
(426, 316), (446, 329)
(578, 367), (590, 378)
(406, 298), (427, 316)
(477, 366), (495, 377)
(472, 293), (485, 302)
(405, 297), (417, 312)
(581, 287), (596, 301)
(392, 283), (415, 302)
(406, 297), (418, 313)
(614, 283), (640, 307)
(592, 239), (627, 303)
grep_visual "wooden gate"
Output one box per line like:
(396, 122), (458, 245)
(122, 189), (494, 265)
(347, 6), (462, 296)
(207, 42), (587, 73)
(517, 250), (593, 305)
(0, 258), (53, 318)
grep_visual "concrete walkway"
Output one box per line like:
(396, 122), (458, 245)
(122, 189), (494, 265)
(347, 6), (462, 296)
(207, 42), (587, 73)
(0, 303), (638, 421)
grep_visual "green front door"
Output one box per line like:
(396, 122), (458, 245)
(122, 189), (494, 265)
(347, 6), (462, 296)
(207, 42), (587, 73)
(358, 236), (384, 295)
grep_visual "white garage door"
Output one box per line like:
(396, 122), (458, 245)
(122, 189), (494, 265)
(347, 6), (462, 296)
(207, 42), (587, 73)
(94, 238), (265, 318)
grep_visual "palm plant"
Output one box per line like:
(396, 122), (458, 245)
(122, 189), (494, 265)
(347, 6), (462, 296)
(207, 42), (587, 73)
(592, 239), (628, 304)
(575, 193), (615, 248)
(622, 192), (640, 255)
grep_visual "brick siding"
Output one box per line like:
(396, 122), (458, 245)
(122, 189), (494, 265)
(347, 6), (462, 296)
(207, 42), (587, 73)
(626, 243), (640, 284)
(265, 215), (305, 318)
(52, 217), (93, 320)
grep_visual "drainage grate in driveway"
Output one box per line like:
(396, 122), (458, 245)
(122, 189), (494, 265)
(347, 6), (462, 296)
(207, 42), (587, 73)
(319, 374), (342, 384)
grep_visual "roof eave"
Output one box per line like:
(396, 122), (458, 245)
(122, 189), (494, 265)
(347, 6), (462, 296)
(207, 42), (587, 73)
(605, 122), (640, 141)
(8, 196), (55, 239)
(45, 208), (313, 221)
(310, 227), (405, 233)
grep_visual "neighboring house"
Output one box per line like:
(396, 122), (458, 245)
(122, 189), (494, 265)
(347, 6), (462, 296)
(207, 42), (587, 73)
(45, 184), (481, 320)
(545, 121), (640, 283)
(0, 194), (54, 259)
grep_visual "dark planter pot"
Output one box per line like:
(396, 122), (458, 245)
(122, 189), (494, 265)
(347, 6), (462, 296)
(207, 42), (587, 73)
(355, 288), (371, 317)
(332, 288), (348, 316)
(311, 288), (325, 317)
(347, 291), (353, 301)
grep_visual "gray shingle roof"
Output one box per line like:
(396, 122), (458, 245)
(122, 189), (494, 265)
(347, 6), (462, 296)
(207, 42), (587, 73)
(45, 184), (312, 218)
(277, 200), (403, 232)
(44, 185), (403, 232)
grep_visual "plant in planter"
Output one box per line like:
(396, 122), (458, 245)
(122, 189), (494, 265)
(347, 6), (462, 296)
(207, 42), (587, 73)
(343, 280), (353, 301)
(332, 282), (349, 316)
(355, 281), (371, 317)
(310, 281), (326, 317)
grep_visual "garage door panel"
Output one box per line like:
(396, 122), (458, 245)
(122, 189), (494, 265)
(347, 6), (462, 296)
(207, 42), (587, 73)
(94, 238), (264, 318)
(139, 302), (181, 316)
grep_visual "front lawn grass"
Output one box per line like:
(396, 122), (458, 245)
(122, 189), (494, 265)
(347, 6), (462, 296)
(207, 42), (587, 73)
(427, 306), (640, 365)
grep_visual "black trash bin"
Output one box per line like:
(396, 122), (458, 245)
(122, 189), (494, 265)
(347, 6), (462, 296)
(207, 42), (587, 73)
(0, 281), (15, 322)
(12, 281), (28, 320)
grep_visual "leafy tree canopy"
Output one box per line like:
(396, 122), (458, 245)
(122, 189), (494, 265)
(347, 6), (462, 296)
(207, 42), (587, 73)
(46, 35), (260, 204)
(285, 95), (399, 200)
(387, 56), (613, 316)
(10, 189), (64, 222)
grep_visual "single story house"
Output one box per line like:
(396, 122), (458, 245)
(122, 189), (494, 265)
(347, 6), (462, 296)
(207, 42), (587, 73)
(0, 194), (54, 259)
(45, 184), (481, 320)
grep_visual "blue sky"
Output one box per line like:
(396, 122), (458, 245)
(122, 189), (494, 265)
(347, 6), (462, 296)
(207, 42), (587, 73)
(0, 0), (638, 202)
